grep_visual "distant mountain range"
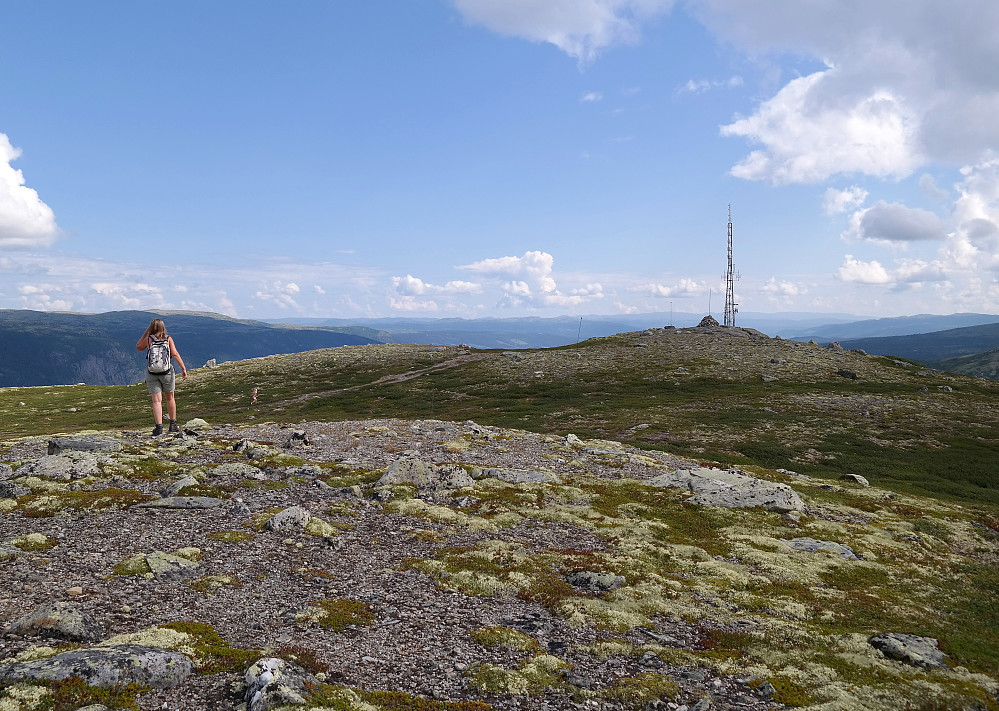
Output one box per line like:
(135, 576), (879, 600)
(4, 309), (999, 387)
(0, 310), (378, 387)
(828, 322), (999, 372)
(788, 313), (999, 341)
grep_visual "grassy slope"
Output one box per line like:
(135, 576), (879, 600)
(2, 327), (999, 708)
(3, 327), (997, 510)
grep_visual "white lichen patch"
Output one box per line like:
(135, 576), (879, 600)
(13, 476), (68, 493)
(1, 645), (62, 663)
(0, 498), (17, 514)
(99, 625), (194, 653)
(0, 683), (52, 711)
(387, 498), (497, 531)
(304, 517), (341, 537)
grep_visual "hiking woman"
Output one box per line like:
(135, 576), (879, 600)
(136, 318), (188, 435)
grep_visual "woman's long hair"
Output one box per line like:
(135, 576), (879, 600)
(148, 318), (167, 339)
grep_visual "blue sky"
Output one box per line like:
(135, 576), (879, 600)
(2, 0), (999, 319)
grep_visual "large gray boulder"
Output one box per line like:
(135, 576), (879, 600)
(376, 456), (474, 490)
(265, 506), (311, 531)
(0, 463), (14, 480)
(15, 452), (101, 481)
(47, 436), (121, 456)
(0, 645), (193, 688)
(869, 633), (947, 668)
(6, 601), (103, 642)
(784, 537), (859, 560)
(645, 466), (804, 513)
(144, 551), (200, 578)
(244, 657), (317, 711)
(565, 571), (625, 593)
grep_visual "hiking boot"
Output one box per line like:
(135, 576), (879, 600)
(152, 424), (163, 436)
(168, 421), (180, 433)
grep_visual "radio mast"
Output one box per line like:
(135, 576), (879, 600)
(723, 205), (739, 327)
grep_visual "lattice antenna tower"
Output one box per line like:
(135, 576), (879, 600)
(723, 205), (740, 327)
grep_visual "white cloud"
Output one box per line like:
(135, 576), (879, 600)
(919, 174), (950, 201)
(822, 186), (868, 216)
(461, 250), (602, 308)
(580, 91), (603, 103)
(676, 75), (742, 95)
(836, 255), (946, 286)
(313, 285), (326, 295)
(842, 201), (947, 244)
(452, 0), (673, 63)
(253, 281), (302, 310)
(700, 0), (999, 182)
(761, 277), (804, 297)
(721, 71), (921, 184)
(637, 278), (708, 298)
(90, 282), (167, 309)
(389, 295), (439, 312)
(392, 274), (482, 296)
(0, 133), (60, 248)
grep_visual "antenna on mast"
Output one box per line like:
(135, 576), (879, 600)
(723, 204), (740, 327)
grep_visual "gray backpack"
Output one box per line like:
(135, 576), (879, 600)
(146, 336), (172, 374)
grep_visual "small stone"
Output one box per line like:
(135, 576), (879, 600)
(66, 587), (84, 596)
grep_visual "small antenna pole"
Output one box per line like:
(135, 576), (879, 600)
(576, 316), (583, 343)
(670, 301), (673, 327)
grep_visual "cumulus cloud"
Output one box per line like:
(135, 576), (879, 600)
(254, 281), (302, 310)
(700, 0), (999, 182)
(761, 277), (804, 297)
(637, 278), (708, 298)
(91, 282), (167, 309)
(392, 274), (482, 296)
(580, 91), (603, 103)
(452, 0), (673, 63)
(836, 255), (946, 286)
(389, 295), (439, 312)
(461, 250), (601, 308)
(822, 186), (868, 216)
(0, 133), (60, 248)
(842, 201), (948, 244)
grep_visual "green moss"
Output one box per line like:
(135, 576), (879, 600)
(303, 684), (492, 710)
(19, 489), (156, 517)
(157, 621), (260, 674)
(761, 676), (814, 707)
(27, 675), (147, 711)
(188, 574), (241, 595)
(176, 483), (232, 498)
(112, 554), (151, 576)
(296, 598), (376, 631)
(206, 530), (255, 543)
(469, 626), (541, 652)
(465, 655), (570, 696)
(276, 645), (329, 675)
(10, 533), (58, 551)
(597, 673), (680, 708)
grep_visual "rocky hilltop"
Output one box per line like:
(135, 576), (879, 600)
(2, 412), (998, 710)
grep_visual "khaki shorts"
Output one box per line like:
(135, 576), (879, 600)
(145, 370), (175, 394)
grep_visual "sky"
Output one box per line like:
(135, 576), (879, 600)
(2, 0), (999, 320)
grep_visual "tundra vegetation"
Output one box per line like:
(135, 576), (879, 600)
(1, 326), (997, 710)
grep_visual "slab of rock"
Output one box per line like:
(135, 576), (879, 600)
(6, 601), (103, 642)
(244, 657), (317, 711)
(0, 481), (30, 498)
(47, 436), (122, 456)
(565, 571), (625, 593)
(869, 633), (947, 668)
(15, 452), (101, 481)
(136, 496), (225, 510)
(0, 645), (193, 689)
(160, 474), (200, 498)
(376, 456), (474, 490)
(839, 473), (870, 487)
(646, 467), (804, 513)
(144, 551), (200, 577)
(784, 537), (859, 560)
(473, 467), (561, 484)
(266, 505), (312, 531)
(1, 463), (15, 480)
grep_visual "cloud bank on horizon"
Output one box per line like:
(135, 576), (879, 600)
(2, 0), (999, 319)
